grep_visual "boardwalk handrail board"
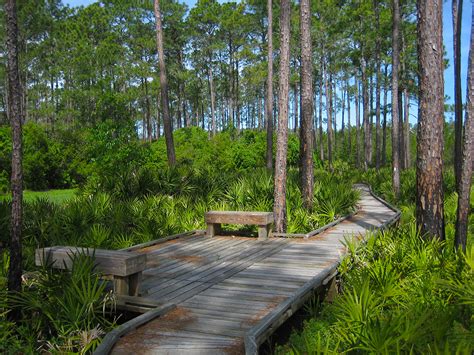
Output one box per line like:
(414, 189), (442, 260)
(93, 183), (400, 355)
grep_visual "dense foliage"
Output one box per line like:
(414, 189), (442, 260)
(278, 169), (474, 353)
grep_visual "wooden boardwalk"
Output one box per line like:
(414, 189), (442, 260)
(97, 184), (399, 355)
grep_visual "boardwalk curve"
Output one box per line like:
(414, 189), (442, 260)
(95, 184), (400, 355)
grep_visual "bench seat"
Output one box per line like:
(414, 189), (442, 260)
(205, 211), (274, 240)
(35, 246), (146, 296)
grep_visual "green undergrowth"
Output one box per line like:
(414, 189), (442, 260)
(0, 167), (358, 271)
(278, 168), (474, 354)
(0, 252), (116, 353)
(278, 224), (474, 354)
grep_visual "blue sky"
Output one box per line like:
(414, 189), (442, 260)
(66, 0), (471, 110)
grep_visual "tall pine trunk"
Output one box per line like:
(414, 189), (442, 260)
(347, 79), (352, 159)
(208, 66), (217, 136)
(374, 0), (382, 170)
(403, 88), (410, 167)
(392, 0), (401, 199)
(324, 59), (333, 171)
(6, 0), (24, 304)
(319, 76), (324, 161)
(416, 0), (445, 240)
(382, 66), (388, 166)
(154, 0), (176, 166)
(454, 4), (472, 252)
(299, 0), (314, 209)
(274, 0), (291, 233)
(355, 78), (361, 168)
(362, 57), (370, 170)
(453, 0), (463, 190)
(266, 0), (274, 170)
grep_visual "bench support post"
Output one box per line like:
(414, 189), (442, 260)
(258, 225), (270, 240)
(206, 223), (221, 238)
(114, 272), (142, 296)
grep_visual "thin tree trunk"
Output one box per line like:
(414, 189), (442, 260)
(144, 77), (152, 142)
(362, 57), (370, 170)
(404, 88), (410, 167)
(266, 0), (274, 170)
(294, 83), (298, 132)
(382, 65), (388, 166)
(392, 0), (401, 199)
(273, 0), (291, 233)
(416, 0), (445, 240)
(324, 59), (333, 171)
(6, 0), (24, 305)
(375, 0), (382, 170)
(355, 77), (361, 168)
(208, 66), (217, 136)
(453, 0), (463, 190)
(341, 85), (345, 151)
(299, 0), (314, 209)
(154, 0), (176, 166)
(455, 9), (473, 251)
(347, 79), (352, 160)
(319, 77), (324, 161)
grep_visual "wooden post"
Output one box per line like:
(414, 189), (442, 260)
(258, 225), (270, 240)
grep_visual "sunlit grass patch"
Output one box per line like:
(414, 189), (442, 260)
(0, 189), (77, 204)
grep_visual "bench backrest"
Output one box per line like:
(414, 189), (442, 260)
(35, 246), (146, 277)
(205, 211), (274, 225)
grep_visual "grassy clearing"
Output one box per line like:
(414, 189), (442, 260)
(0, 189), (77, 204)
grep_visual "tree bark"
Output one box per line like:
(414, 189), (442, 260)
(453, 0), (463, 190)
(347, 79), (352, 159)
(293, 83), (298, 132)
(355, 77), (361, 168)
(273, 0), (291, 233)
(382, 65), (388, 166)
(299, 0), (314, 209)
(208, 66), (217, 136)
(144, 77), (152, 142)
(319, 76), (324, 161)
(416, 0), (445, 240)
(362, 57), (370, 170)
(6, 0), (24, 303)
(324, 59), (333, 171)
(455, 8), (473, 251)
(374, 0), (382, 170)
(154, 0), (176, 166)
(403, 88), (410, 167)
(392, 0), (401, 199)
(266, 0), (274, 170)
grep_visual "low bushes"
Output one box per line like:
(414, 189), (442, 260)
(280, 224), (473, 353)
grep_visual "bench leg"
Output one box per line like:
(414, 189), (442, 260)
(114, 272), (142, 296)
(207, 223), (221, 237)
(114, 276), (129, 296)
(258, 224), (270, 240)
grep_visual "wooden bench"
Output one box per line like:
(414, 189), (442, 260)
(35, 246), (146, 296)
(205, 211), (274, 240)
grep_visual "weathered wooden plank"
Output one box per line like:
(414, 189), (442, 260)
(245, 263), (338, 354)
(94, 302), (176, 355)
(121, 230), (204, 253)
(198, 288), (290, 303)
(219, 276), (303, 290)
(205, 211), (274, 225)
(181, 300), (261, 315)
(144, 237), (252, 276)
(183, 294), (271, 310)
(182, 306), (254, 321)
(36, 246), (147, 276)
